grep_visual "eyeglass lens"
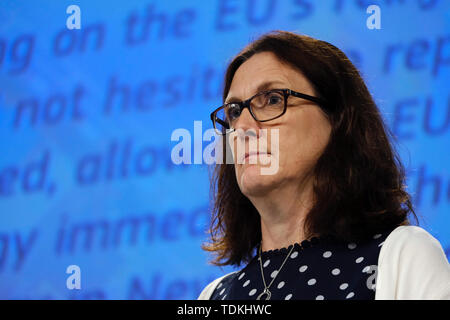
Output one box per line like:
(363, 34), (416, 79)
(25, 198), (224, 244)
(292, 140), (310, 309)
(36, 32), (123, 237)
(214, 90), (285, 133)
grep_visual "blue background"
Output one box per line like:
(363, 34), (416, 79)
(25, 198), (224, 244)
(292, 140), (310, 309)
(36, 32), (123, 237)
(0, 0), (449, 299)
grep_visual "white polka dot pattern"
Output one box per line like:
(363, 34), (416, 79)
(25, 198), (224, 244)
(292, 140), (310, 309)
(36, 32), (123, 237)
(209, 229), (392, 300)
(339, 283), (348, 290)
(331, 268), (340, 275)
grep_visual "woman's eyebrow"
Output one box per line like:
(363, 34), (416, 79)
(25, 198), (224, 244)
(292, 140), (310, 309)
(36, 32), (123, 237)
(225, 80), (286, 103)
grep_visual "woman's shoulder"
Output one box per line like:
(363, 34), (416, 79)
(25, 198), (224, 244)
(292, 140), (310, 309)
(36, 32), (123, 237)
(381, 225), (446, 255)
(197, 271), (239, 300)
(376, 225), (450, 299)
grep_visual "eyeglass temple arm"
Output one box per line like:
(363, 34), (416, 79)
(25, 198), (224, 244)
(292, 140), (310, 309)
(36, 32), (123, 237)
(288, 90), (329, 111)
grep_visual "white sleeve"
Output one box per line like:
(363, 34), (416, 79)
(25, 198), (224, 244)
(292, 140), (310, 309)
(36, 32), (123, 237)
(197, 271), (237, 300)
(375, 225), (450, 300)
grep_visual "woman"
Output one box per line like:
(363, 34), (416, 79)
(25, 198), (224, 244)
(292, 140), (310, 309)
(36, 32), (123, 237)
(198, 30), (450, 300)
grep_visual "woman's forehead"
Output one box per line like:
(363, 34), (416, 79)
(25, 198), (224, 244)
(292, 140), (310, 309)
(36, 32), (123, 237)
(228, 69), (313, 103)
(235, 52), (290, 79)
(225, 80), (287, 103)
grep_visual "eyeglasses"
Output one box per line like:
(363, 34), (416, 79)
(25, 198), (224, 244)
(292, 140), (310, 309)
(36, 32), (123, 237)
(210, 88), (329, 135)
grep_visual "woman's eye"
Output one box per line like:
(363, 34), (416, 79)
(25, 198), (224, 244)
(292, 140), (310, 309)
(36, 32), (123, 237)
(227, 104), (241, 120)
(267, 93), (282, 105)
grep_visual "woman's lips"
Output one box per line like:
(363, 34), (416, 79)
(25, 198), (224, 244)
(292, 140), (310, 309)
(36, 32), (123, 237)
(241, 151), (271, 163)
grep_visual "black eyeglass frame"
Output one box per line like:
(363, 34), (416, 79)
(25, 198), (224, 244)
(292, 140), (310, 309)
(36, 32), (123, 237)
(210, 88), (330, 134)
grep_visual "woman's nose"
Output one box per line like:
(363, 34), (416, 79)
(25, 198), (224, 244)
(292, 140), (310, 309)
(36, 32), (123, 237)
(233, 107), (261, 138)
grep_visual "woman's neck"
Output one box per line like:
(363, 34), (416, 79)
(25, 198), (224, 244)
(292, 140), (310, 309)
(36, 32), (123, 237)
(250, 177), (315, 252)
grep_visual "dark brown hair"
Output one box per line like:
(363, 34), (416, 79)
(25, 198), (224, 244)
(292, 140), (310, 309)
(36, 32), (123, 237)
(202, 30), (418, 267)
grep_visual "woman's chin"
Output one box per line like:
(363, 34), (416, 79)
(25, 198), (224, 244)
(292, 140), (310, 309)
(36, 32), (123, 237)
(238, 165), (276, 196)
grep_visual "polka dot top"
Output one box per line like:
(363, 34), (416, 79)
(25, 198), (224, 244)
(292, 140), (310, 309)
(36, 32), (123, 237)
(209, 227), (395, 300)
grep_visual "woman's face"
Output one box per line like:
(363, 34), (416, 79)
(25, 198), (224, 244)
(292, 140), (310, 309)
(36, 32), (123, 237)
(226, 51), (332, 197)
